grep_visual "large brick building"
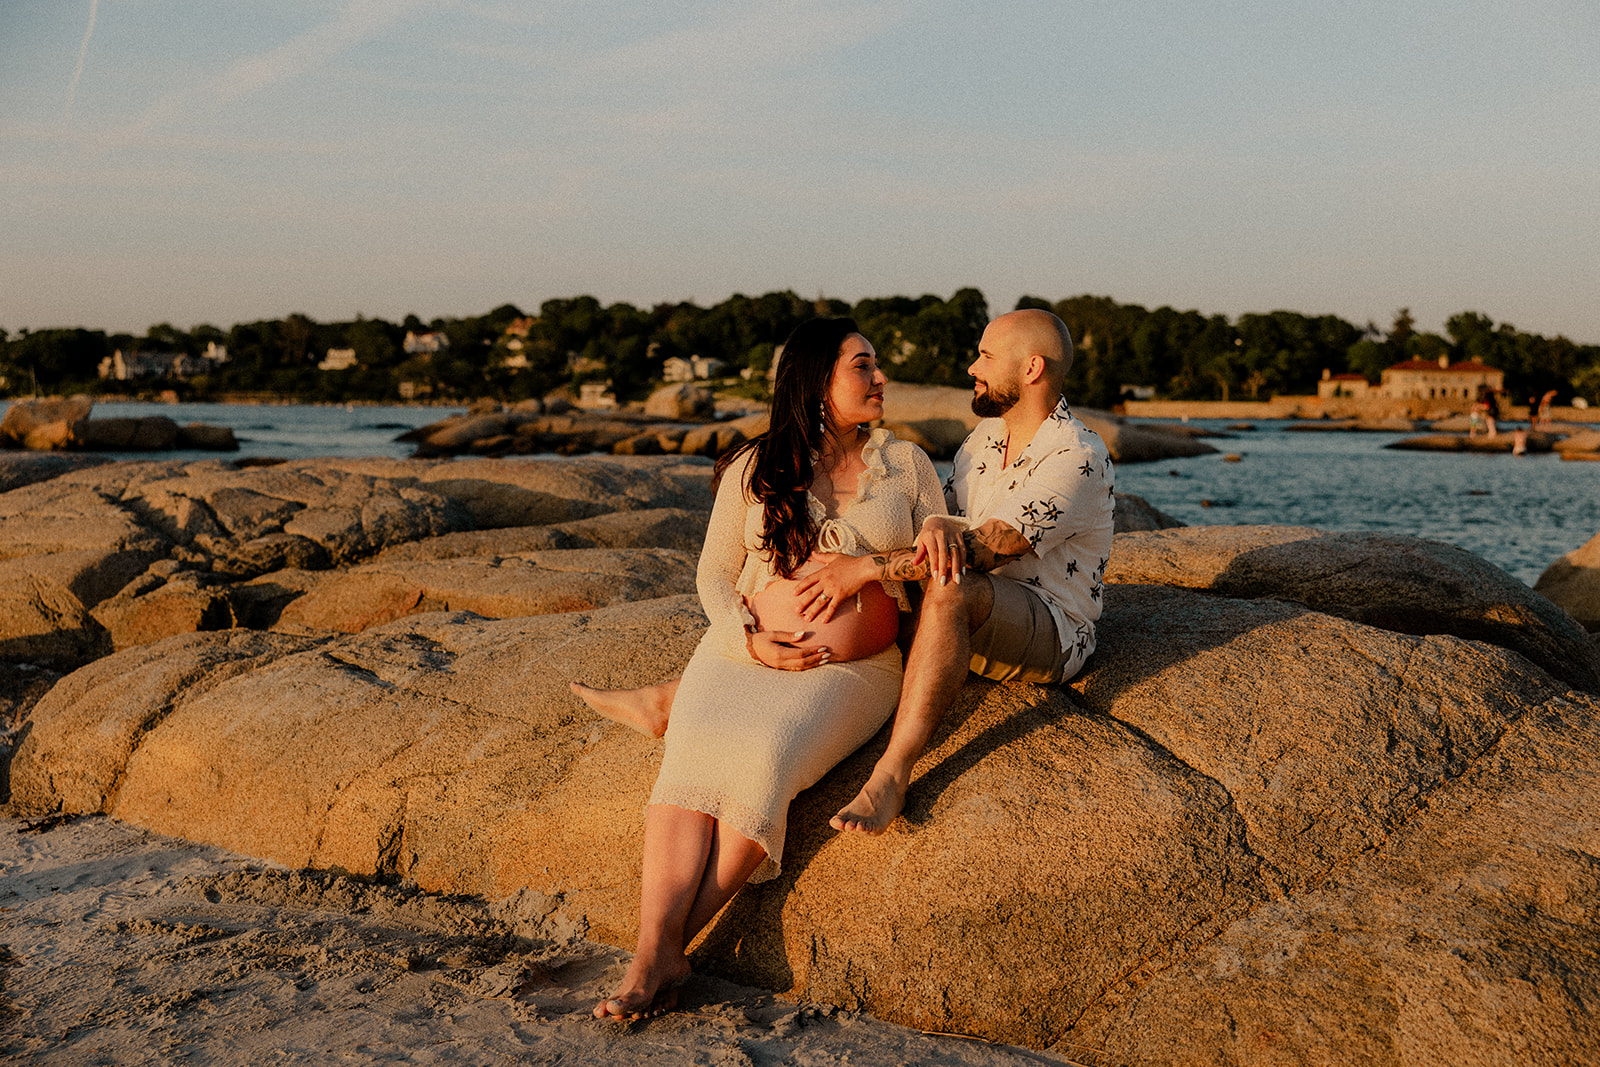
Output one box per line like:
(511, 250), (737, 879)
(1378, 356), (1503, 400)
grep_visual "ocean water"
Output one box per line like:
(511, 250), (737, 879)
(91, 400), (451, 462)
(1113, 420), (1600, 585)
(83, 404), (1597, 586)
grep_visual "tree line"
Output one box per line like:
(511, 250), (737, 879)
(3, 291), (1596, 408)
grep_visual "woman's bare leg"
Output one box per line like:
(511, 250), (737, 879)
(594, 804), (709, 1020)
(570, 678), (681, 739)
(681, 820), (767, 946)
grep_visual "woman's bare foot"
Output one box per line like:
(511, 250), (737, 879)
(829, 766), (908, 835)
(569, 680), (674, 739)
(592, 951), (691, 1021)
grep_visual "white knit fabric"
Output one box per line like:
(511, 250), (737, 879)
(650, 428), (945, 881)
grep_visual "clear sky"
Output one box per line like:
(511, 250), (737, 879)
(3, 0), (1597, 342)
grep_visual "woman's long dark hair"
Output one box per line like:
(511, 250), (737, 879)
(713, 316), (862, 579)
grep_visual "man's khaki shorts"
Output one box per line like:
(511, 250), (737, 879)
(968, 574), (1071, 684)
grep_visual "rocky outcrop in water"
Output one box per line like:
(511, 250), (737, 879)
(1, 398), (237, 453)
(1535, 527), (1600, 632)
(397, 385), (1215, 464)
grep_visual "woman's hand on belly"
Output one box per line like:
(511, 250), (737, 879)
(791, 554), (878, 624)
(749, 562), (900, 664)
(745, 627), (833, 671)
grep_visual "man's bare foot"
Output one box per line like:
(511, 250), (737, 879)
(829, 766), (908, 835)
(570, 681), (672, 739)
(592, 951), (690, 1021)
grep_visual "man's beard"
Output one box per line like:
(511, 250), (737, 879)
(971, 379), (1019, 417)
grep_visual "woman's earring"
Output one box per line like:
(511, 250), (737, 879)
(817, 401), (827, 435)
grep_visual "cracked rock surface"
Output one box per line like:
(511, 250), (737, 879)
(0, 455), (716, 664)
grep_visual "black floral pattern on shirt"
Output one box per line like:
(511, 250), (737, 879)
(947, 397), (1115, 666)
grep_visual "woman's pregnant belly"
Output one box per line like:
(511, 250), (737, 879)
(747, 556), (900, 663)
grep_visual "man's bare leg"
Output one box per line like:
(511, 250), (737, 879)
(570, 678), (681, 739)
(830, 573), (993, 835)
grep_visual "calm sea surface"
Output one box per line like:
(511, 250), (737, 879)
(94, 403), (1598, 586)
(1113, 419), (1599, 586)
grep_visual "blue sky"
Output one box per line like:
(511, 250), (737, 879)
(3, 0), (1597, 341)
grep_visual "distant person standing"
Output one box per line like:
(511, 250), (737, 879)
(1535, 390), (1557, 432)
(1471, 384), (1497, 439)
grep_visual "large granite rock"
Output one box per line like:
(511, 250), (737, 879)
(1109, 525), (1600, 692)
(1112, 492), (1184, 532)
(73, 415), (180, 451)
(7, 454), (1600, 1062)
(8, 629), (325, 813)
(1059, 584), (1600, 1063)
(1535, 527), (1600, 631)
(644, 384), (714, 420)
(276, 548), (698, 633)
(1554, 428), (1600, 455)
(0, 453), (114, 494)
(412, 456), (714, 529)
(0, 454), (716, 664)
(0, 473), (173, 667)
(372, 508), (709, 563)
(6, 601), (707, 908)
(10, 536), (1600, 1064)
(114, 463), (472, 573)
(0, 396), (93, 450)
(90, 566), (239, 650)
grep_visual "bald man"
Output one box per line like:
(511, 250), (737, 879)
(571, 309), (1115, 834)
(826, 308), (1115, 833)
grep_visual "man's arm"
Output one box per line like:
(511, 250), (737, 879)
(868, 518), (1032, 581)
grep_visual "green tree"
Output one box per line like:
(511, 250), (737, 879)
(2, 328), (110, 392)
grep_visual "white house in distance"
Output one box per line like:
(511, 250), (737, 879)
(403, 330), (450, 355)
(502, 317), (535, 351)
(1378, 356), (1503, 400)
(319, 348), (358, 371)
(577, 381), (618, 410)
(98, 343), (229, 381)
(1316, 357), (1505, 402)
(662, 355), (726, 383)
(1317, 370), (1372, 399)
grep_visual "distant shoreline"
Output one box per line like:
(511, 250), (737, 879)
(89, 393), (467, 409)
(1122, 395), (1600, 424)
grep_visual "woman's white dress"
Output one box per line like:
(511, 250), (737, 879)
(649, 428), (946, 881)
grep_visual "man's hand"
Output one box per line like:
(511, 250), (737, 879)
(746, 628), (830, 669)
(959, 518), (1032, 571)
(866, 517), (1033, 586)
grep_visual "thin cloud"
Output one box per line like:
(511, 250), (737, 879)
(213, 0), (430, 100)
(64, 0), (99, 126)
(103, 0), (432, 148)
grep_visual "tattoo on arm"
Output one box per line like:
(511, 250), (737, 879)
(871, 550), (930, 582)
(869, 519), (1032, 581)
(962, 520), (1031, 572)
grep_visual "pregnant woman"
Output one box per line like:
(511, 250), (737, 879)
(590, 316), (946, 1020)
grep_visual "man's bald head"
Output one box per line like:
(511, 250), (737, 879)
(984, 309), (1073, 395)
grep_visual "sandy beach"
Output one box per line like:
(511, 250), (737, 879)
(1, 814), (1084, 1066)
